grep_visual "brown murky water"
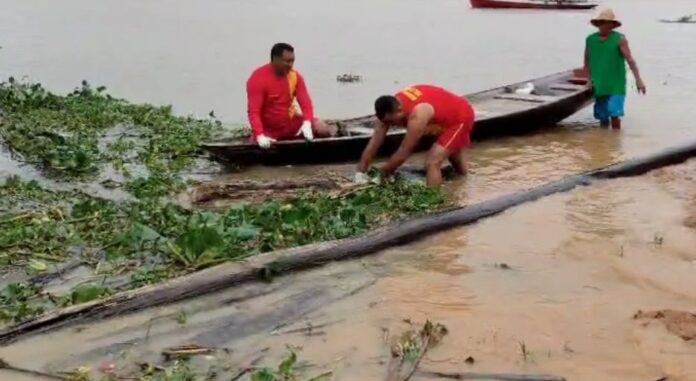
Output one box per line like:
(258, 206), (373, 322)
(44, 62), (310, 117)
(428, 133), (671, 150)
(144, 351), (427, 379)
(3, 162), (696, 381)
(2, 0), (696, 380)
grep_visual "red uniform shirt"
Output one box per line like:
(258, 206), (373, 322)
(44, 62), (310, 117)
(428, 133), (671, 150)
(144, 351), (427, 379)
(246, 63), (314, 139)
(395, 84), (473, 133)
(394, 84), (475, 150)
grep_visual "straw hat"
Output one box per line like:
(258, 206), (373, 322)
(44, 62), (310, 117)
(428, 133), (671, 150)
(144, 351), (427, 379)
(591, 8), (622, 27)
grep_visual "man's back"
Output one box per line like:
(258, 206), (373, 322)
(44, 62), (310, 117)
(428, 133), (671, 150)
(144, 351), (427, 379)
(394, 84), (473, 126)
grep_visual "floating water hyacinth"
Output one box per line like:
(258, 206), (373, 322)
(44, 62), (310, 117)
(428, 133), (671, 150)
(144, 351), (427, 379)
(336, 73), (362, 83)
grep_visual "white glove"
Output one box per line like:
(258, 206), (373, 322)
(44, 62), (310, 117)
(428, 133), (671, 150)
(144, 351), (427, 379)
(256, 134), (275, 149)
(353, 172), (381, 185)
(296, 121), (314, 141)
(354, 172), (370, 184)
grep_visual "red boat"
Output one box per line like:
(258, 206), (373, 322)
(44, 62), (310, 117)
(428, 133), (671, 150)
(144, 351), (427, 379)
(470, 0), (598, 10)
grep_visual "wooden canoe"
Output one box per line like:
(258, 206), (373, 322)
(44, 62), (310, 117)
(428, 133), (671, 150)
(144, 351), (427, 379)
(470, 0), (598, 10)
(659, 19), (696, 24)
(201, 69), (592, 166)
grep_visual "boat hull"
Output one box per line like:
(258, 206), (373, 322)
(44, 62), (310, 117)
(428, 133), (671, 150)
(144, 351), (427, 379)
(659, 19), (696, 24)
(470, 0), (597, 10)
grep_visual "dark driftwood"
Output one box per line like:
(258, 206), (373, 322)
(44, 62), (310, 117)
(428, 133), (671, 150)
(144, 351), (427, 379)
(190, 178), (341, 203)
(2, 141), (696, 345)
(182, 177), (349, 210)
(417, 370), (566, 381)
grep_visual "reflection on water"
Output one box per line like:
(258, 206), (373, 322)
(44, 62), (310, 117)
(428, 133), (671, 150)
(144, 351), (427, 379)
(457, 126), (625, 203)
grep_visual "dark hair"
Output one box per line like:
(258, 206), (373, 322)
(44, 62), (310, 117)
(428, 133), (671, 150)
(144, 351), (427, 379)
(374, 95), (399, 120)
(271, 43), (294, 60)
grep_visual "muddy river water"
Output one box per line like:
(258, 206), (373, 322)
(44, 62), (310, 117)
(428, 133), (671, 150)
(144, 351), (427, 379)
(2, 0), (696, 380)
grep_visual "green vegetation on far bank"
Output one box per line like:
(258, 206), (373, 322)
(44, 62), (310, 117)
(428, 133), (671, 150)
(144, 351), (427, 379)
(0, 78), (447, 326)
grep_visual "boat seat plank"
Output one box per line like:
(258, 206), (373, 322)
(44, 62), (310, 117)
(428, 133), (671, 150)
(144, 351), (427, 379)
(494, 93), (558, 103)
(550, 83), (586, 91)
(568, 77), (589, 85)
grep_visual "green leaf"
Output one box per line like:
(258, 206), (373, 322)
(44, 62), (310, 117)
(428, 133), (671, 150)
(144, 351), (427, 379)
(175, 226), (224, 257)
(69, 283), (110, 304)
(113, 223), (162, 249)
(281, 205), (312, 225)
(175, 310), (187, 326)
(228, 224), (259, 240)
(251, 368), (277, 381)
(189, 211), (220, 228)
(278, 350), (297, 376)
(28, 258), (48, 272)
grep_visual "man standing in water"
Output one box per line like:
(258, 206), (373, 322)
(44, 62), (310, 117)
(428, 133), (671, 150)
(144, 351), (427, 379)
(584, 8), (646, 130)
(246, 43), (331, 148)
(355, 85), (475, 187)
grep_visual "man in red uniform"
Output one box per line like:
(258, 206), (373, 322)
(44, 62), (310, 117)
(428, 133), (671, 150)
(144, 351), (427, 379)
(356, 85), (474, 187)
(246, 43), (331, 148)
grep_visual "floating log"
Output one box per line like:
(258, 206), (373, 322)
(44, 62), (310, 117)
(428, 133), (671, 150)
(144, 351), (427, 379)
(188, 178), (342, 203)
(2, 140), (696, 345)
(194, 178), (339, 197)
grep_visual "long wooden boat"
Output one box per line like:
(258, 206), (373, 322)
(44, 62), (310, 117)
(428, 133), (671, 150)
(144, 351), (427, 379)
(659, 19), (696, 24)
(201, 69), (592, 166)
(470, 0), (598, 10)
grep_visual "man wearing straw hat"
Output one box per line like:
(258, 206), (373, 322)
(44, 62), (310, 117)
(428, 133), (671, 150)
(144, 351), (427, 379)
(584, 8), (646, 130)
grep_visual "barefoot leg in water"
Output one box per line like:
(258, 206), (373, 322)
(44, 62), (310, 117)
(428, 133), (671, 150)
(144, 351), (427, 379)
(611, 117), (621, 130)
(425, 143), (454, 187)
(448, 148), (468, 176)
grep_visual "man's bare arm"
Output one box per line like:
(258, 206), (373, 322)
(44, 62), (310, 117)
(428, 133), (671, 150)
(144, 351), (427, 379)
(619, 35), (646, 94)
(357, 121), (388, 173)
(583, 44), (592, 88)
(380, 104), (433, 177)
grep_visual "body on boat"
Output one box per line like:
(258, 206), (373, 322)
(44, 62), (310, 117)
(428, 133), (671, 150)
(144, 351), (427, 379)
(470, 0), (598, 10)
(201, 69), (592, 166)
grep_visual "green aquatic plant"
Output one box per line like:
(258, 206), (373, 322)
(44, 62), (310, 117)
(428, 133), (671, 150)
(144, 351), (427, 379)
(0, 281), (112, 323)
(64, 283), (112, 305)
(0, 175), (445, 323)
(0, 282), (50, 323)
(0, 78), (219, 183)
(251, 350), (332, 381)
(138, 360), (199, 381)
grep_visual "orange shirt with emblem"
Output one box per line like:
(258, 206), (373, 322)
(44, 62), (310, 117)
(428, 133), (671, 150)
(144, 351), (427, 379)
(394, 85), (473, 135)
(246, 63), (314, 138)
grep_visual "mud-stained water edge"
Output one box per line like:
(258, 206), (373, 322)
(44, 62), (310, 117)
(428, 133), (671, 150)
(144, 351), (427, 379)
(2, 0), (696, 380)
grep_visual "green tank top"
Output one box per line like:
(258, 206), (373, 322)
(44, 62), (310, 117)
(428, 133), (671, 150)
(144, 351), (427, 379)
(586, 31), (626, 97)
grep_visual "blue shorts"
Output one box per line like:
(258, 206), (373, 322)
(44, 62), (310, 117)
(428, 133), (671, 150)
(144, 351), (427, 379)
(594, 95), (625, 123)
